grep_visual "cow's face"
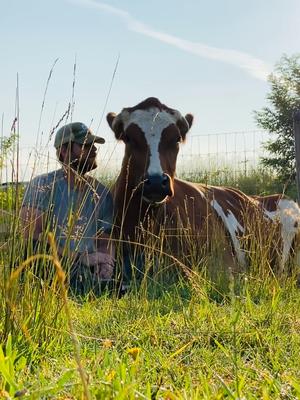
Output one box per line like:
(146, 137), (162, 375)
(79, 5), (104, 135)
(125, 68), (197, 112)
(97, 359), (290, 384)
(107, 98), (193, 204)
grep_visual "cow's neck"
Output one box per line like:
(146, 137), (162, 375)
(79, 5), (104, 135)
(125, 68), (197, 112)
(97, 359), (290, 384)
(114, 168), (141, 205)
(113, 168), (168, 239)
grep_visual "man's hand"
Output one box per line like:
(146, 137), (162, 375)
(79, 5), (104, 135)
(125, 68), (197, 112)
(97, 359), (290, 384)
(93, 263), (114, 280)
(79, 251), (115, 280)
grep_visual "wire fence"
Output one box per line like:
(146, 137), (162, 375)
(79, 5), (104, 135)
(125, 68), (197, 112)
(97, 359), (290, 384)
(1, 129), (271, 185)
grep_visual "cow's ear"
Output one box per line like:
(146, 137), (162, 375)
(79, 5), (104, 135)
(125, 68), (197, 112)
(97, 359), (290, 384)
(106, 112), (116, 129)
(106, 112), (124, 140)
(177, 113), (194, 141)
(185, 114), (194, 129)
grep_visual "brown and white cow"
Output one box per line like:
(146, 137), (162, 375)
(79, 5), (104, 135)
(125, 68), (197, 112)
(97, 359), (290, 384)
(107, 97), (300, 275)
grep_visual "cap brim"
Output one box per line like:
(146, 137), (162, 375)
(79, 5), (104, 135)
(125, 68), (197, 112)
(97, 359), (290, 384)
(78, 135), (105, 145)
(93, 135), (105, 144)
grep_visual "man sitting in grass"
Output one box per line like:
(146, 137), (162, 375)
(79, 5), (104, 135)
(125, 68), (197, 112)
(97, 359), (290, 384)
(20, 122), (115, 295)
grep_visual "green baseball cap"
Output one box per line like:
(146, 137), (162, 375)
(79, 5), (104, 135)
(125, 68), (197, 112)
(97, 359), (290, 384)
(54, 122), (105, 149)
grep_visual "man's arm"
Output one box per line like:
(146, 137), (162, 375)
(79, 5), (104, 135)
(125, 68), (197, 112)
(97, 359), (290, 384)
(90, 188), (115, 280)
(20, 177), (50, 245)
(79, 232), (115, 280)
(20, 206), (75, 260)
(20, 206), (44, 240)
(96, 232), (115, 279)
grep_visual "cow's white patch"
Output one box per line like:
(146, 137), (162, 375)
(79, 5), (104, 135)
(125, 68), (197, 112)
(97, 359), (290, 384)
(264, 199), (300, 271)
(211, 199), (246, 266)
(123, 108), (181, 176)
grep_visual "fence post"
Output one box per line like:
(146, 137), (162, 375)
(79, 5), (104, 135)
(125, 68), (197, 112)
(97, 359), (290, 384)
(294, 109), (300, 204)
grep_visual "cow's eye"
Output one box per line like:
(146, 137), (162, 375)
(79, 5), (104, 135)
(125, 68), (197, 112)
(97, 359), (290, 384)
(176, 135), (182, 143)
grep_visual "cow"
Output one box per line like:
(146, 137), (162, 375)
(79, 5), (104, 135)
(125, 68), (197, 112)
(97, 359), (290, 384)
(106, 97), (300, 280)
(251, 194), (300, 272)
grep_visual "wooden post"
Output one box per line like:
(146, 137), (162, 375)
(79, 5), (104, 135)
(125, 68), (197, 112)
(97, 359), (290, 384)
(293, 109), (300, 204)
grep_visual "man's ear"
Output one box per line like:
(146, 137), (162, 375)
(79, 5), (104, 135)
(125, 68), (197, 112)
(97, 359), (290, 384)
(57, 143), (71, 163)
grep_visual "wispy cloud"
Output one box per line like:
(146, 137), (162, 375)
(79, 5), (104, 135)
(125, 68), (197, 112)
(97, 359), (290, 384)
(69, 0), (271, 81)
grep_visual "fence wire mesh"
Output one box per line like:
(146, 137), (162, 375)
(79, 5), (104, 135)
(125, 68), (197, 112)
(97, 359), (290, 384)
(1, 130), (271, 185)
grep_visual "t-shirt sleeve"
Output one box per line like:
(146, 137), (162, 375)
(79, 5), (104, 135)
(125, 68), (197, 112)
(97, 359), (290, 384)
(22, 176), (52, 212)
(97, 189), (114, 235)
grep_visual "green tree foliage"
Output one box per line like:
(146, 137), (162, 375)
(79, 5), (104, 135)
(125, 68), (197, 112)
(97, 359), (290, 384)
(255, 54), (300, 185)
(0, 133), (18, 170)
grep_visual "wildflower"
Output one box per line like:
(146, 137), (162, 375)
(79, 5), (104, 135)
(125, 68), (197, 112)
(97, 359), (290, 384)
(0, 389), (11, 400)
(102, 338), (113, 348)
(127, 347), (141, 360)
(106, 369), (116, 382)
(164, 391), (178, 400)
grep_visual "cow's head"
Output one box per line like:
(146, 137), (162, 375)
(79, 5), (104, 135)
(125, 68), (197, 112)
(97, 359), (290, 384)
(107, 97), (193, 204)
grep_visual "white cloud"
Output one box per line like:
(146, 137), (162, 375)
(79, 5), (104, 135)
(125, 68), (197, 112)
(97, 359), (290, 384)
(68, 0), (271, 81)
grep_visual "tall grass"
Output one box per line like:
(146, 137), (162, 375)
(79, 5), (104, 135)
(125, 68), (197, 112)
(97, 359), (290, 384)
(1, 163), (300, 398)
(1, 111), (300, 397)
(1, 274), (300, 398)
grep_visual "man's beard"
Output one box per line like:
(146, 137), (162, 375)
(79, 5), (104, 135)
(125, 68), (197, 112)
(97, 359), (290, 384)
(71, 157), (97, 174)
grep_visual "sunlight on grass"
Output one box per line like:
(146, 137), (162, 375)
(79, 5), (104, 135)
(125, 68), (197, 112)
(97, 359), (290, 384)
(1, 107), (300, 398)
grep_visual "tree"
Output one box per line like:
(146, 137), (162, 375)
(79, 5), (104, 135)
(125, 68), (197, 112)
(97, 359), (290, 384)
(255, 54), (300, 185)
(0, 118), (18, 171)
(0, 134), (17, 170)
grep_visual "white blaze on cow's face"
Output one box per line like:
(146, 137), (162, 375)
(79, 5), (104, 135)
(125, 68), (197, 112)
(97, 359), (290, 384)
(122, 107), (182, 177)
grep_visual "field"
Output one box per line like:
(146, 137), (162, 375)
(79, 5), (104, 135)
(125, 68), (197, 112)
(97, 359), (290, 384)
(1, 170), (300, 399)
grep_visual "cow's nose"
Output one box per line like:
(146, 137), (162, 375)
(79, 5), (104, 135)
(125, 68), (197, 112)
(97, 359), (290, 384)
(161, 173), (170, 189)
(143, 173), (173, 202)
(144, 173), (170, 189)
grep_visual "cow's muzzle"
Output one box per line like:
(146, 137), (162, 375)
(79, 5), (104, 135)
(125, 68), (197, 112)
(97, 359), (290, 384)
(142, 173), (173, 204)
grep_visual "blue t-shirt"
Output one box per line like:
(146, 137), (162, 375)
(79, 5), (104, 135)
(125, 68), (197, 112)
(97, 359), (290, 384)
(22, 169), (113, 254)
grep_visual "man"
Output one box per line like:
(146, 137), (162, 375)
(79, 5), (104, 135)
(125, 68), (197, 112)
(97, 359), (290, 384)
(20, 122), (115, 295)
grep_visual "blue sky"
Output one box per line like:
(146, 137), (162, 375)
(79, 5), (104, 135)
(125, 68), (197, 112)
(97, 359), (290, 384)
(1, 0), (299, 179)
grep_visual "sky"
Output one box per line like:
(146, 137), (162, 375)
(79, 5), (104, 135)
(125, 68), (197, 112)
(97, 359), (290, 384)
(1, 0), (299, 180)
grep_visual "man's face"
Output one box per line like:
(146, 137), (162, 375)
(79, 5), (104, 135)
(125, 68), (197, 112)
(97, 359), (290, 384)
(68, 142), (98, 173)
